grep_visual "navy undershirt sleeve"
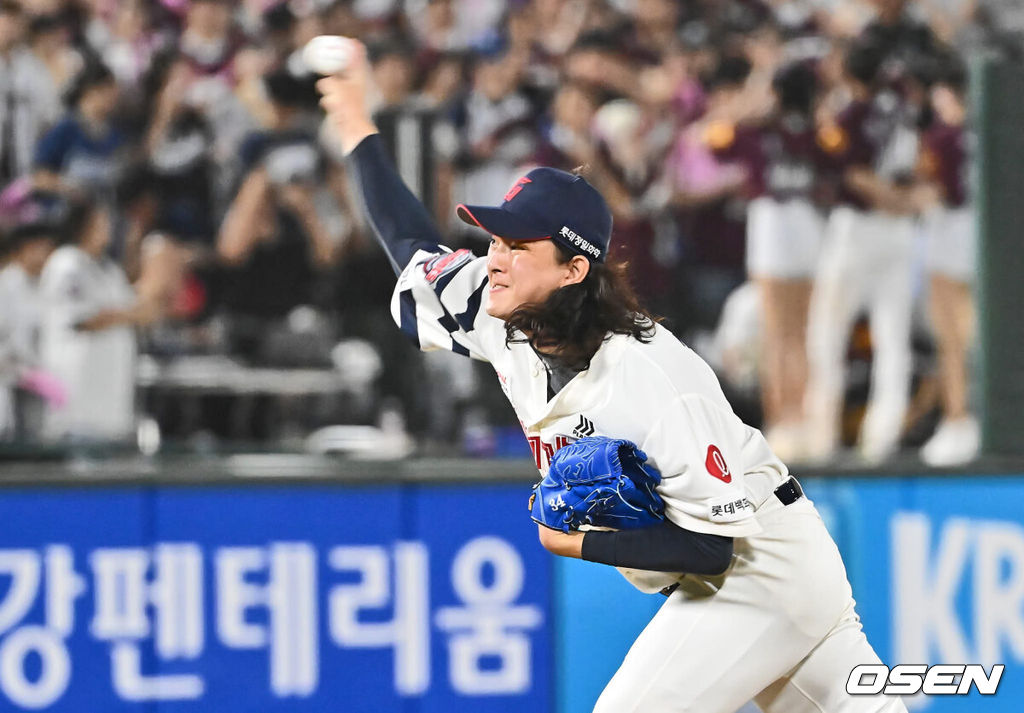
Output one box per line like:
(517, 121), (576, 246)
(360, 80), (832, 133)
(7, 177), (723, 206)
(581, 521), (734, 575)
(345, 133), (444, 274)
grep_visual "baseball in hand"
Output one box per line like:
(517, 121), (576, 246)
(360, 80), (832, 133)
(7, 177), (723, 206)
(302, 35), (355, 75)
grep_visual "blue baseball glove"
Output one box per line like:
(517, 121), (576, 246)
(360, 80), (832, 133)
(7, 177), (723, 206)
(530, 436), (666, 533)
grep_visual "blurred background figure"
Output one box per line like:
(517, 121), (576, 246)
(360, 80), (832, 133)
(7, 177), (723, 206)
(38, 199), (161, 442)
(804, 39), (922, 464)
(216, 70), (335, 361)
(450, 48), (536, 232)
(32, 61), (125, 204)
(0, 210), (58, 440)
(85, 0), (168, 104)
(739, 62), (825, 462)
(665, 53), (754, 334)
(916, 51), (979, 466)
(0, 0), (64, 188)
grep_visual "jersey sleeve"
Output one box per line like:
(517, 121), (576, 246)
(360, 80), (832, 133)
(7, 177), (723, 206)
(390, 247), (498, 361)
(640, 394), (763, 537)
(34, 119), (74, 172)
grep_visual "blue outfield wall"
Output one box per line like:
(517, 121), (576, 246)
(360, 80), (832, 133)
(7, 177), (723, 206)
(0, 474), (1022, 712)
(557, 474), (1024, 713)
(0, 484), (554, 712)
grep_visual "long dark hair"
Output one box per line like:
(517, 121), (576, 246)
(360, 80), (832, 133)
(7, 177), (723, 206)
(503, 243), (658, 371)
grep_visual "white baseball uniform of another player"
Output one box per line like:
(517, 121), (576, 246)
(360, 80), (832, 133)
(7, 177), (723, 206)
(393, 248), (906, 713)
(38, 243), (136, 440)
(805, 73), (921, 463)
(0, 261), (43, 437)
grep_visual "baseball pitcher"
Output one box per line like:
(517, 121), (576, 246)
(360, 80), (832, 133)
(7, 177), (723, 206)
(316, 38), (906, 713)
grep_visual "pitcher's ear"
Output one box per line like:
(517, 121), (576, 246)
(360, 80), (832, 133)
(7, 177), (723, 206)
(562, 254), (590, 286)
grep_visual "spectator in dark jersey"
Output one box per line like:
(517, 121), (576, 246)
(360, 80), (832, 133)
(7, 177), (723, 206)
(216, 71), (335, 358)
(861, 0), (944, 87)
(916, 55), (979, 466)
(138, 54), (218, 249)
(114, 53), (219, 294)
(32, 62), (126, 202)
(805, 40), (922, 464)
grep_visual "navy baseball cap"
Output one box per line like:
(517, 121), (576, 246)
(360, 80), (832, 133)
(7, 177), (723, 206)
(456, 167), (613, 263)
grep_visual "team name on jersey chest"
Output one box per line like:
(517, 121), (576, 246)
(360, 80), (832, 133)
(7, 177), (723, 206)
(523, 416), (596, 472)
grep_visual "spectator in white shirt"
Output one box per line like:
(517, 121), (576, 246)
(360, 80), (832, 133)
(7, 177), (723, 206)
(0, 220), (58, 440)
(0, 1), (63, 187)
(38, 200), (160, 441)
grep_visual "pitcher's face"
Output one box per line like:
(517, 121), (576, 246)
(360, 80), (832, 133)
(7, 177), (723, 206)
(485, 236), (573, 320)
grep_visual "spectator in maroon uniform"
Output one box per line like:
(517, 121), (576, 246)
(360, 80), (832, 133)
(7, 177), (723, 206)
(916, 54), (979, 466)
(805, 40), (921, 463)
(739, 62), (826, 461)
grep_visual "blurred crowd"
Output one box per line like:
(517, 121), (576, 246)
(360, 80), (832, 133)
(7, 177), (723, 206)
(1, 0), (1020, 465)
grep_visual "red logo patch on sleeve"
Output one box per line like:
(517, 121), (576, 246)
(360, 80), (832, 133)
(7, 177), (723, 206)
(423, 249), (472, 284)
(705, 445), (731, 483)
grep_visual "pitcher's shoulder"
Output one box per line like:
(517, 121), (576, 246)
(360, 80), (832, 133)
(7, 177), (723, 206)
(617, 324), (725, 401)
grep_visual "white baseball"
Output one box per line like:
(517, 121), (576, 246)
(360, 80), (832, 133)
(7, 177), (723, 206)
(302, 35), (356, 75)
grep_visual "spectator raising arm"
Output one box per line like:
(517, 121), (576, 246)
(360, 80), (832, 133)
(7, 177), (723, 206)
(216, 168), (271, 265)
(72, 302), (161, 332)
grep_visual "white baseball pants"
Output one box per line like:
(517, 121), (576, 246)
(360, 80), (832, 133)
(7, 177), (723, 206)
(592, 496), (906, 713)
(804, 207), (916, 459)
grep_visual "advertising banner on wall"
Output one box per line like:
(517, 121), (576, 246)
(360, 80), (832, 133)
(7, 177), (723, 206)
(557, 474), (1024, 713)
(811, 475), (1023, 713)
(0, 484), (553, 713)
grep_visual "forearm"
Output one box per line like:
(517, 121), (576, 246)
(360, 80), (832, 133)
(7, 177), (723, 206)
(74, 306), (149, 331)
(314, 44), (442, 274)
(845, 167), (912, 214)
(217, 172), (268, 264)
(301, 210), (338, 268)
(580, 521), (734, 575)
(345, 134), (444, 274)
(536, 524), (584, 558)
(32, 169), (63, 194)
(144, 104), (175, 156)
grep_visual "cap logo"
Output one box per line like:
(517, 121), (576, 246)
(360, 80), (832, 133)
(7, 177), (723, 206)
(504, 177), (532, 202)
(558, 226), (602, 259)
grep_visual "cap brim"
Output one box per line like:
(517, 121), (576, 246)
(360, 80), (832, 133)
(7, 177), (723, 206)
(455, 204), (550, 241)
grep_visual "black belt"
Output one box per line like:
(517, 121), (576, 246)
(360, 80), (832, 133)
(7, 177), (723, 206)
(774, 476), (803, 506)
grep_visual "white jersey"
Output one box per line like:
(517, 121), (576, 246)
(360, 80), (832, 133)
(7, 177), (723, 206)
(0, 264), (44, 437)
(392, 248), (790, 591)
(38, 245), (137, 440)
